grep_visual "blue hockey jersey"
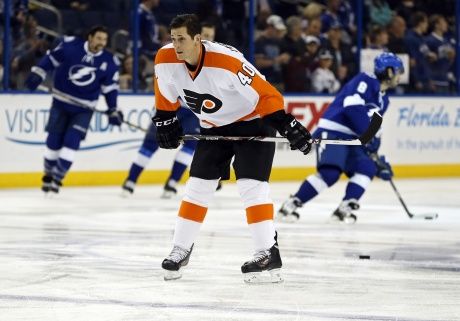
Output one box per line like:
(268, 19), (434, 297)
(314, 72), (388, 139)
(32, 37), (120, 111)
(425, 32), (454, 87)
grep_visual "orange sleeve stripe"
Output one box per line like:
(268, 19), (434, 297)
(204, 52), (284, 117)
(178, 200), (208, 223)
(246, 203), (274, 224)
(154, 77), (180, 112)
(154, 47), (181, 64)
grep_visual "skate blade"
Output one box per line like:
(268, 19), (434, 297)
(329, 214), (356, 224)
(276, 212), (299, 223)
(160, 191), (176, 199)
(120, 189), (132, 198)
(343, 214), (357, 224)
(43, 191), (58, 199)
(277, 215), (299, 223)
(163, 270), (182, 281)
(243, 269), (284, 284)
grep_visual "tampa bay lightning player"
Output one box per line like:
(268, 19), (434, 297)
(122, 107), (198, 198)
(25, 25), (123, 194)
(278, 52), (404, 223)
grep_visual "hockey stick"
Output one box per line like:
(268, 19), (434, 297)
(37, 85), (148, 132)
(183, 112), (382, 145)
(389, 179), (439, 220)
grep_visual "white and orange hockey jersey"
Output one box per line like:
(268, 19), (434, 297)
(154, 41), (284, 128)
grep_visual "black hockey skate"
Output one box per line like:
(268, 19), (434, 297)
(162, 244), (194, 281)
(42, 174), (61, 195)
(241, 233), (283, 284)
(121, 180), (135, 197)
(161, 183), (177, 199)
(331, 199), (359, 224)
(277, 195), (302, 222)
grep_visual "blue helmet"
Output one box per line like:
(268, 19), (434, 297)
(374, 52), (404, 76)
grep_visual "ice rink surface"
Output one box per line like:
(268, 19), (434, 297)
(0, 178), (459, 321)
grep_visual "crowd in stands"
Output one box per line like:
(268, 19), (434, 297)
(1, 0), (457, 94)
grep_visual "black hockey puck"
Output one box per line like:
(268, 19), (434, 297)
(359, 255), (370, 259)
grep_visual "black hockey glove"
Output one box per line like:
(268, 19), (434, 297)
(152, 110), (183, 149)
(107, 110), (124, 126)
(264, 110), (312, 155)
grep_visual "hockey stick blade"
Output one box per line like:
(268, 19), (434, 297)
(38, 85), (147, 132)
(389, 179), (439, 220)
(183, 113), (382, 145)
(409, 213), (439, 220)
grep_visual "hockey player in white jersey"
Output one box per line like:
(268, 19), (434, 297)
(278, 52), (403, 223)
(25, 25), (123, 194)
(153, 14), (312, 283)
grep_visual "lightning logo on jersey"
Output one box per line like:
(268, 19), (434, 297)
(68, 65), (97, 86)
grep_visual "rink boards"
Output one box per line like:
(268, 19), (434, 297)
(1, 93), (459, 187)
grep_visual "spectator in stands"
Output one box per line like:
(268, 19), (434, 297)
(138, 0), (161, 59)
(280, 16), (309, 92)
(158, 25), (171, 46)
(119, 54), (148, 91)
(322, 21), (356, 85)
(387, 15), (408, 54)
(302, 2), (324, 21)
(366, 25), (389, 50)
(51, 0), (89, 11)
(273, 0), (300, 19)
(254, 15), (290, 91)
(393, 0), (423, 28)
(201, 22), (216, 41)
(404, 11), (436, 92)
(311, 48), (341, 93)
(321, 0), (355, 43)
(321, 0), (341, 33)
(366, 0), (394, 27)
(425, 14), (455, 94)
(221, 0), (247, 50)
(303, 17), (322, 38)
(304, 35), (322, 90)
(11, 15), (50, 89)
(337, 0), (356, 38)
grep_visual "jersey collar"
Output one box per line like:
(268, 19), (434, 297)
(185, 43), (205, 80)
(84, 41), (104, 57)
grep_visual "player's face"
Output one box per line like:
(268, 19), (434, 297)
(88, 31), (108, 53)
(388, 69), (402, 88)
(171, 27), (200, 62)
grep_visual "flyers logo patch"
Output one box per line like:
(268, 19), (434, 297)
(183, 89), (222, 114)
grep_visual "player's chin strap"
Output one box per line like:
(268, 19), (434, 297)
(183, 113), (383, 146)
(37, 85), (148, 132)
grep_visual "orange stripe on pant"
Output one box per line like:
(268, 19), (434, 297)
(246, 204), (274, 224)
(178, 200), (208, 223)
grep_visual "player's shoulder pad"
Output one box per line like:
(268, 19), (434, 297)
(53, 36), (80, 51)
(63, 36), (76, 43)
(204, 40), (244, 59)
(155, 43), (180, 65)
(352, 72), (379, 94)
